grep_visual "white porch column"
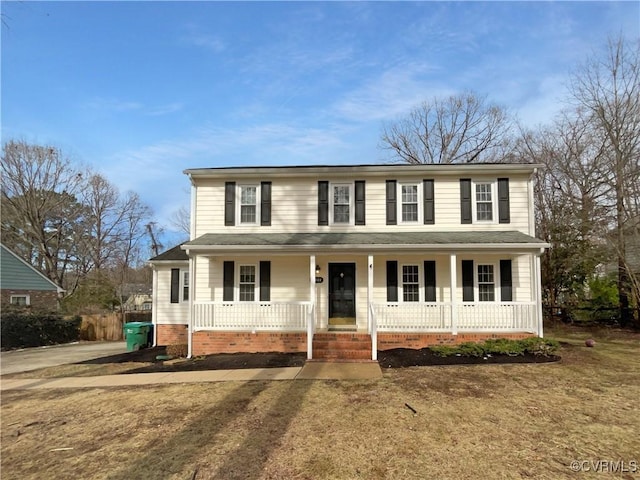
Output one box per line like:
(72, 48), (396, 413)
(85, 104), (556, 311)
(534, 251), (544, 337)
(450, 253), (458, 335)
(187, 254), (195, 358)
(308, 255), (316, 360)
(368, 254), (376, 361)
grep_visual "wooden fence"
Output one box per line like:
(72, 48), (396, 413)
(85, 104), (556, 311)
(80, 313), (125, 341)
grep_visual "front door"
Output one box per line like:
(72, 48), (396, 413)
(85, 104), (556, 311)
(328, 263), (356, 326)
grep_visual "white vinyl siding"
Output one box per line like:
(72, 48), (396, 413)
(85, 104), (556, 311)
(193, 174), (532, 234)
(154, 264), (189, 325)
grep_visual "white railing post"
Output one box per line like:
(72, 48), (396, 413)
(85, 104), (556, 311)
(450, 253), (458, 335)
(308, 255), (316, 360)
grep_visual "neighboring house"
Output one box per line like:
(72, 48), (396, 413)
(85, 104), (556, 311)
(150, 163), (548, 360)
(118, 284), (153, 311)
(0, 244), (64, 312)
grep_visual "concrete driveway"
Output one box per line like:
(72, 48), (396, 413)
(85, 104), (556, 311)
(0, 342), (128, 375)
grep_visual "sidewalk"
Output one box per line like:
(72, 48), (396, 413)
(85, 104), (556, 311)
(0, 362), (382, 391)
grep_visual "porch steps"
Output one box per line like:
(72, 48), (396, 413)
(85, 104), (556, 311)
(312, 332), (372, 361)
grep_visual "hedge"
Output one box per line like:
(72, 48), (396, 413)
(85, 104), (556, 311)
(1, 313), (82, 351)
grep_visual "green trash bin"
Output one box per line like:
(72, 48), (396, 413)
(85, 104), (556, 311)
(123, 322), (153, 351)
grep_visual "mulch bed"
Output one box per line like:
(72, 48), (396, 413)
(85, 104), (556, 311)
(377, 348), (561, 368)
(76, 346), (559, 373)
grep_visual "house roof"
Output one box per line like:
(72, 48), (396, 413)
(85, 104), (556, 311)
(0, 244), (64, 292)
(182, 231), (548, 253)
(149, 244), (189, 262)
(184, 163), (543, 180)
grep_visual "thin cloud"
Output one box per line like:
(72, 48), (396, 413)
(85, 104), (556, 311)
(146, 103), (184, 116)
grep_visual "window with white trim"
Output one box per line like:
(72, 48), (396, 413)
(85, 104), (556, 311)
(474, 182), (494, 222)
(239, 185), (258, 224)
(477, 264), (495, 302)
(10, 295), (30, 306)
(332, 184), (352, 224)
(401, 184), (419, 222)
(402, 265), (420, 302)
(182, 271), (189, 301)
(238, 265), (256, 301)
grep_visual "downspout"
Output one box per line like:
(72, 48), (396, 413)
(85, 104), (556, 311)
(151, 266), (158, 346)
(187, 175), (197, 359)
(187, 253), (195, 358)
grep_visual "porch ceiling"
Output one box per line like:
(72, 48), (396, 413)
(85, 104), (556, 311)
(182, 231), (548, 254)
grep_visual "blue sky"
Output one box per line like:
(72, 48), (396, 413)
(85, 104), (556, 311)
(2, 1), (639, 239)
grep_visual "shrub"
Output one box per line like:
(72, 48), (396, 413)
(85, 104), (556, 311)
(1, 313), (81, 350)
(429, 337), (559, 358)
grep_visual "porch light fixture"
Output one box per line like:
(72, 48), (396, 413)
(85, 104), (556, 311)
(315, 264), (321, 274)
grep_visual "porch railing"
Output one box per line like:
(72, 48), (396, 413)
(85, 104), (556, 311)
(373, 302), (536, 332)
(193, 301), (311, 331)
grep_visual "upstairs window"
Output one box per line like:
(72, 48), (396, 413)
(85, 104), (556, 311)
(475, 183), (494, 222)
(239, 185), (258, 224)
(332, 184), (352, 224)
(401, 184), (419, 222)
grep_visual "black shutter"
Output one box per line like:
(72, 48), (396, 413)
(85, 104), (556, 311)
(462, 260), (474, 302)
(355, 180), (366, 225)
(498, 178), (510, 224)
(386, 180), (397, 225)
(318, 181), (329, 226)
(386, 260), (398, 302)
(223, 261), (234, 301)
(261, 182), (272, 226)
(423, 179), (434, 225)
(225, 182), (236, 226)
(424, 260), (436, 302)
(460, 179), (472, 224)
(259, 261), (271, 302)
(500, 259), (513, 302)
(170, 268), (180, 303)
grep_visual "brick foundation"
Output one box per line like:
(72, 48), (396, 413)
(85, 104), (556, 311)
(377, 332), (536, 350)
(192, 331), (307, 356)
(156, 324), (189, 346)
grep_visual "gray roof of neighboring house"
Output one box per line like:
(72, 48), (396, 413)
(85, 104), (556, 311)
(149, 244), (189, 262)
(0, 244), (63, 292)
(182, 231), (548, 252)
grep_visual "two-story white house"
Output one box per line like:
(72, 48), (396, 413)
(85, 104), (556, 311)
(150, 163), (548, 360)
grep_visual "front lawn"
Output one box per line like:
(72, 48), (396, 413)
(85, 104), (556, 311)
(1, 325), (639, 479)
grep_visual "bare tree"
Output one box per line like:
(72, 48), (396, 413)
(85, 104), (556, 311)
(1, 140), (87, 287)
(168, 205), (191, 238)
(380, 91), (514, 164)
(569, 36), (640, 323)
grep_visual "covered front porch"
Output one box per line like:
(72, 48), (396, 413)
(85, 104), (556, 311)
(184, 232), (547, 360)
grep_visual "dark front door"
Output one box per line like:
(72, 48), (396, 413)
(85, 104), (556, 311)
(328, 263), (356, 324)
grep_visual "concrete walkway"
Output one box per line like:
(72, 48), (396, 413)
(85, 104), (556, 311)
(0, 362), (382, 391)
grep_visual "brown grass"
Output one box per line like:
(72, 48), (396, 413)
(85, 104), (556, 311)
(2, 325), (639, 480)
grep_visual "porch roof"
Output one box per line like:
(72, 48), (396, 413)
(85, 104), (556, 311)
(182, 231), (548, 253)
